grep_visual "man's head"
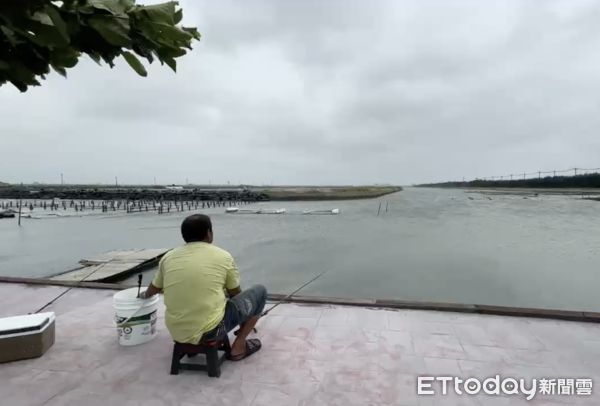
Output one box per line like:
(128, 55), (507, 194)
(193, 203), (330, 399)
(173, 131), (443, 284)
(181, 214), (213, 243)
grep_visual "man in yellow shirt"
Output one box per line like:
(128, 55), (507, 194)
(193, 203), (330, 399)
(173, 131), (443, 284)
(141, 214), (266, 361)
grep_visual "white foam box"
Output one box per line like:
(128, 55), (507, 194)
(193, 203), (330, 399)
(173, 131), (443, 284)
(0, 312), (55, 363)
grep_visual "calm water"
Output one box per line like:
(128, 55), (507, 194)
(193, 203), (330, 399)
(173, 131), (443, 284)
(1, 188), (599, 312)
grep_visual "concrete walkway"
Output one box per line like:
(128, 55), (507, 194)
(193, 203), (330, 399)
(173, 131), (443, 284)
(0, 283), (598, 405)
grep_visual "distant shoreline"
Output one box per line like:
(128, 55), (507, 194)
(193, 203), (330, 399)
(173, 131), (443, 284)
(416, 173), (600, 190)
(418, 186), (600, 196)
(0, 184), (402, 202)
(258, 186), (403, 201)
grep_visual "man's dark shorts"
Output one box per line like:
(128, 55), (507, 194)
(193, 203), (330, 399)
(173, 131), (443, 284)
(202, 284), (267, 341)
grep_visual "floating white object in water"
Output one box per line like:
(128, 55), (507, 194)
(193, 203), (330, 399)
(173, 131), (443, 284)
(226, 208), (338, 215)
(302, 208), (340, 215)
(257, 208), (286, 214)
(225, 208), (286, 214)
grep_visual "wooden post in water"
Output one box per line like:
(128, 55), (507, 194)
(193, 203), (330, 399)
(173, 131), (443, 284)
(18, 183), (23, 226)
(386, 201), (388, 212)
(377, 202), (381, 216)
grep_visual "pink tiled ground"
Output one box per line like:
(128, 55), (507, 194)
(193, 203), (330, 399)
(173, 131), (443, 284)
(1, 282), (599, 405)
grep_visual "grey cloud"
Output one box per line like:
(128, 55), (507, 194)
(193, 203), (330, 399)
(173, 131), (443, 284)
(2, 0), (600, 185)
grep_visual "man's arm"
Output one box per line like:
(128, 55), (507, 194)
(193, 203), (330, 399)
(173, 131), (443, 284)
(140, 283), (162, 299)
(225, 254), (241, 297)
(141, 253), (166, 298)
(227, 286), (241, 298)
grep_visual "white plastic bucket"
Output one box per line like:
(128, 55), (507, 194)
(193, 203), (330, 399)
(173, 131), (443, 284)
(113, 287), (159, 346)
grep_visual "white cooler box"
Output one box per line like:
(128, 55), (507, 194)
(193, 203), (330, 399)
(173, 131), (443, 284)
(0, 312), (55, 363)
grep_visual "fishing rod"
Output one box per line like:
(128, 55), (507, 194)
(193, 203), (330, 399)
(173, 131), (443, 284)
(31, 262), (118, 314)
(234, 269), (328, 336)
(261, 270), (328, 317)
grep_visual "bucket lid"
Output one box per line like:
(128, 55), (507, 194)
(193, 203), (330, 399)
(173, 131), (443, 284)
(113, 287), (157, 305)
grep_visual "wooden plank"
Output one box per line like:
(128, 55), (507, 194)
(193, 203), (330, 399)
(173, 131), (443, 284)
(50, 267), (95, 282)
(0, 276), (125, 290)
(80, 249), (167, 265)
(50, 262), (142, 282)
(52, 248), (168, 282)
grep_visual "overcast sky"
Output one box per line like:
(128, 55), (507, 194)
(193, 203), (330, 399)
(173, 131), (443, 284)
(2, 0), (600, 186)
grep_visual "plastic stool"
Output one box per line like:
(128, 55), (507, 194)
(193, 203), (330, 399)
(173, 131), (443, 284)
(170, 335), (231, 377)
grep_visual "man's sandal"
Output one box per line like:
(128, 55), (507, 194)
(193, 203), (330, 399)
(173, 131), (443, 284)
(227, 338), (262, 361)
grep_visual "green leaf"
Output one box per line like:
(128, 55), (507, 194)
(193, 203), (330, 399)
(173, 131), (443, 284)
(88, 15), (131, 47)
(182, 26), (200, 40)
(7, 61), (41, 92)
(173, 9), (183, 24)
(88, 52), (102, 65)
(119, 0), (136, 9)
(0, 26), (18, 46)
(157, 46), (186, 59)
(77, 4), (96, 14)
(10, 80), (29, 92)
(51, 64), (67, 77)
(50, 47), (80, 68)
(31, 11), (53, 26)
(12, 23), (69, 47)
(153, 23), (192, 43)
(141, 2), (176, 24)
(45, 5), (70, 42)
(163, 57), (176, 72)
(122, 51), (147, 76)
(89, 0), (129, 16)
(133, 44), (154, 63)
(0, 0), (199, 91)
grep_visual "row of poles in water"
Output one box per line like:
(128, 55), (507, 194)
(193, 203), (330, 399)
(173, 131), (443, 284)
(376, 200), (389, 216)
(0, 198), (251, 215)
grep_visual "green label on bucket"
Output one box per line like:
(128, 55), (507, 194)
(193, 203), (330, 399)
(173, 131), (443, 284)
(115, 310), (156, 326)
(116, 310), (157, 344)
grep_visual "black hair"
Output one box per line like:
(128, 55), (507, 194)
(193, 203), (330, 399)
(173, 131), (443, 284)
(181, 214), (212, 243)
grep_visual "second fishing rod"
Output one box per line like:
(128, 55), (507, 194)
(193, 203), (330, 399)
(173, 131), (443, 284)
(235, 269), (328, 335)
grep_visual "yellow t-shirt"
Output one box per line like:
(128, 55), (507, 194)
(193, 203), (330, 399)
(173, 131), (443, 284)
(151, 242), (240, 344)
